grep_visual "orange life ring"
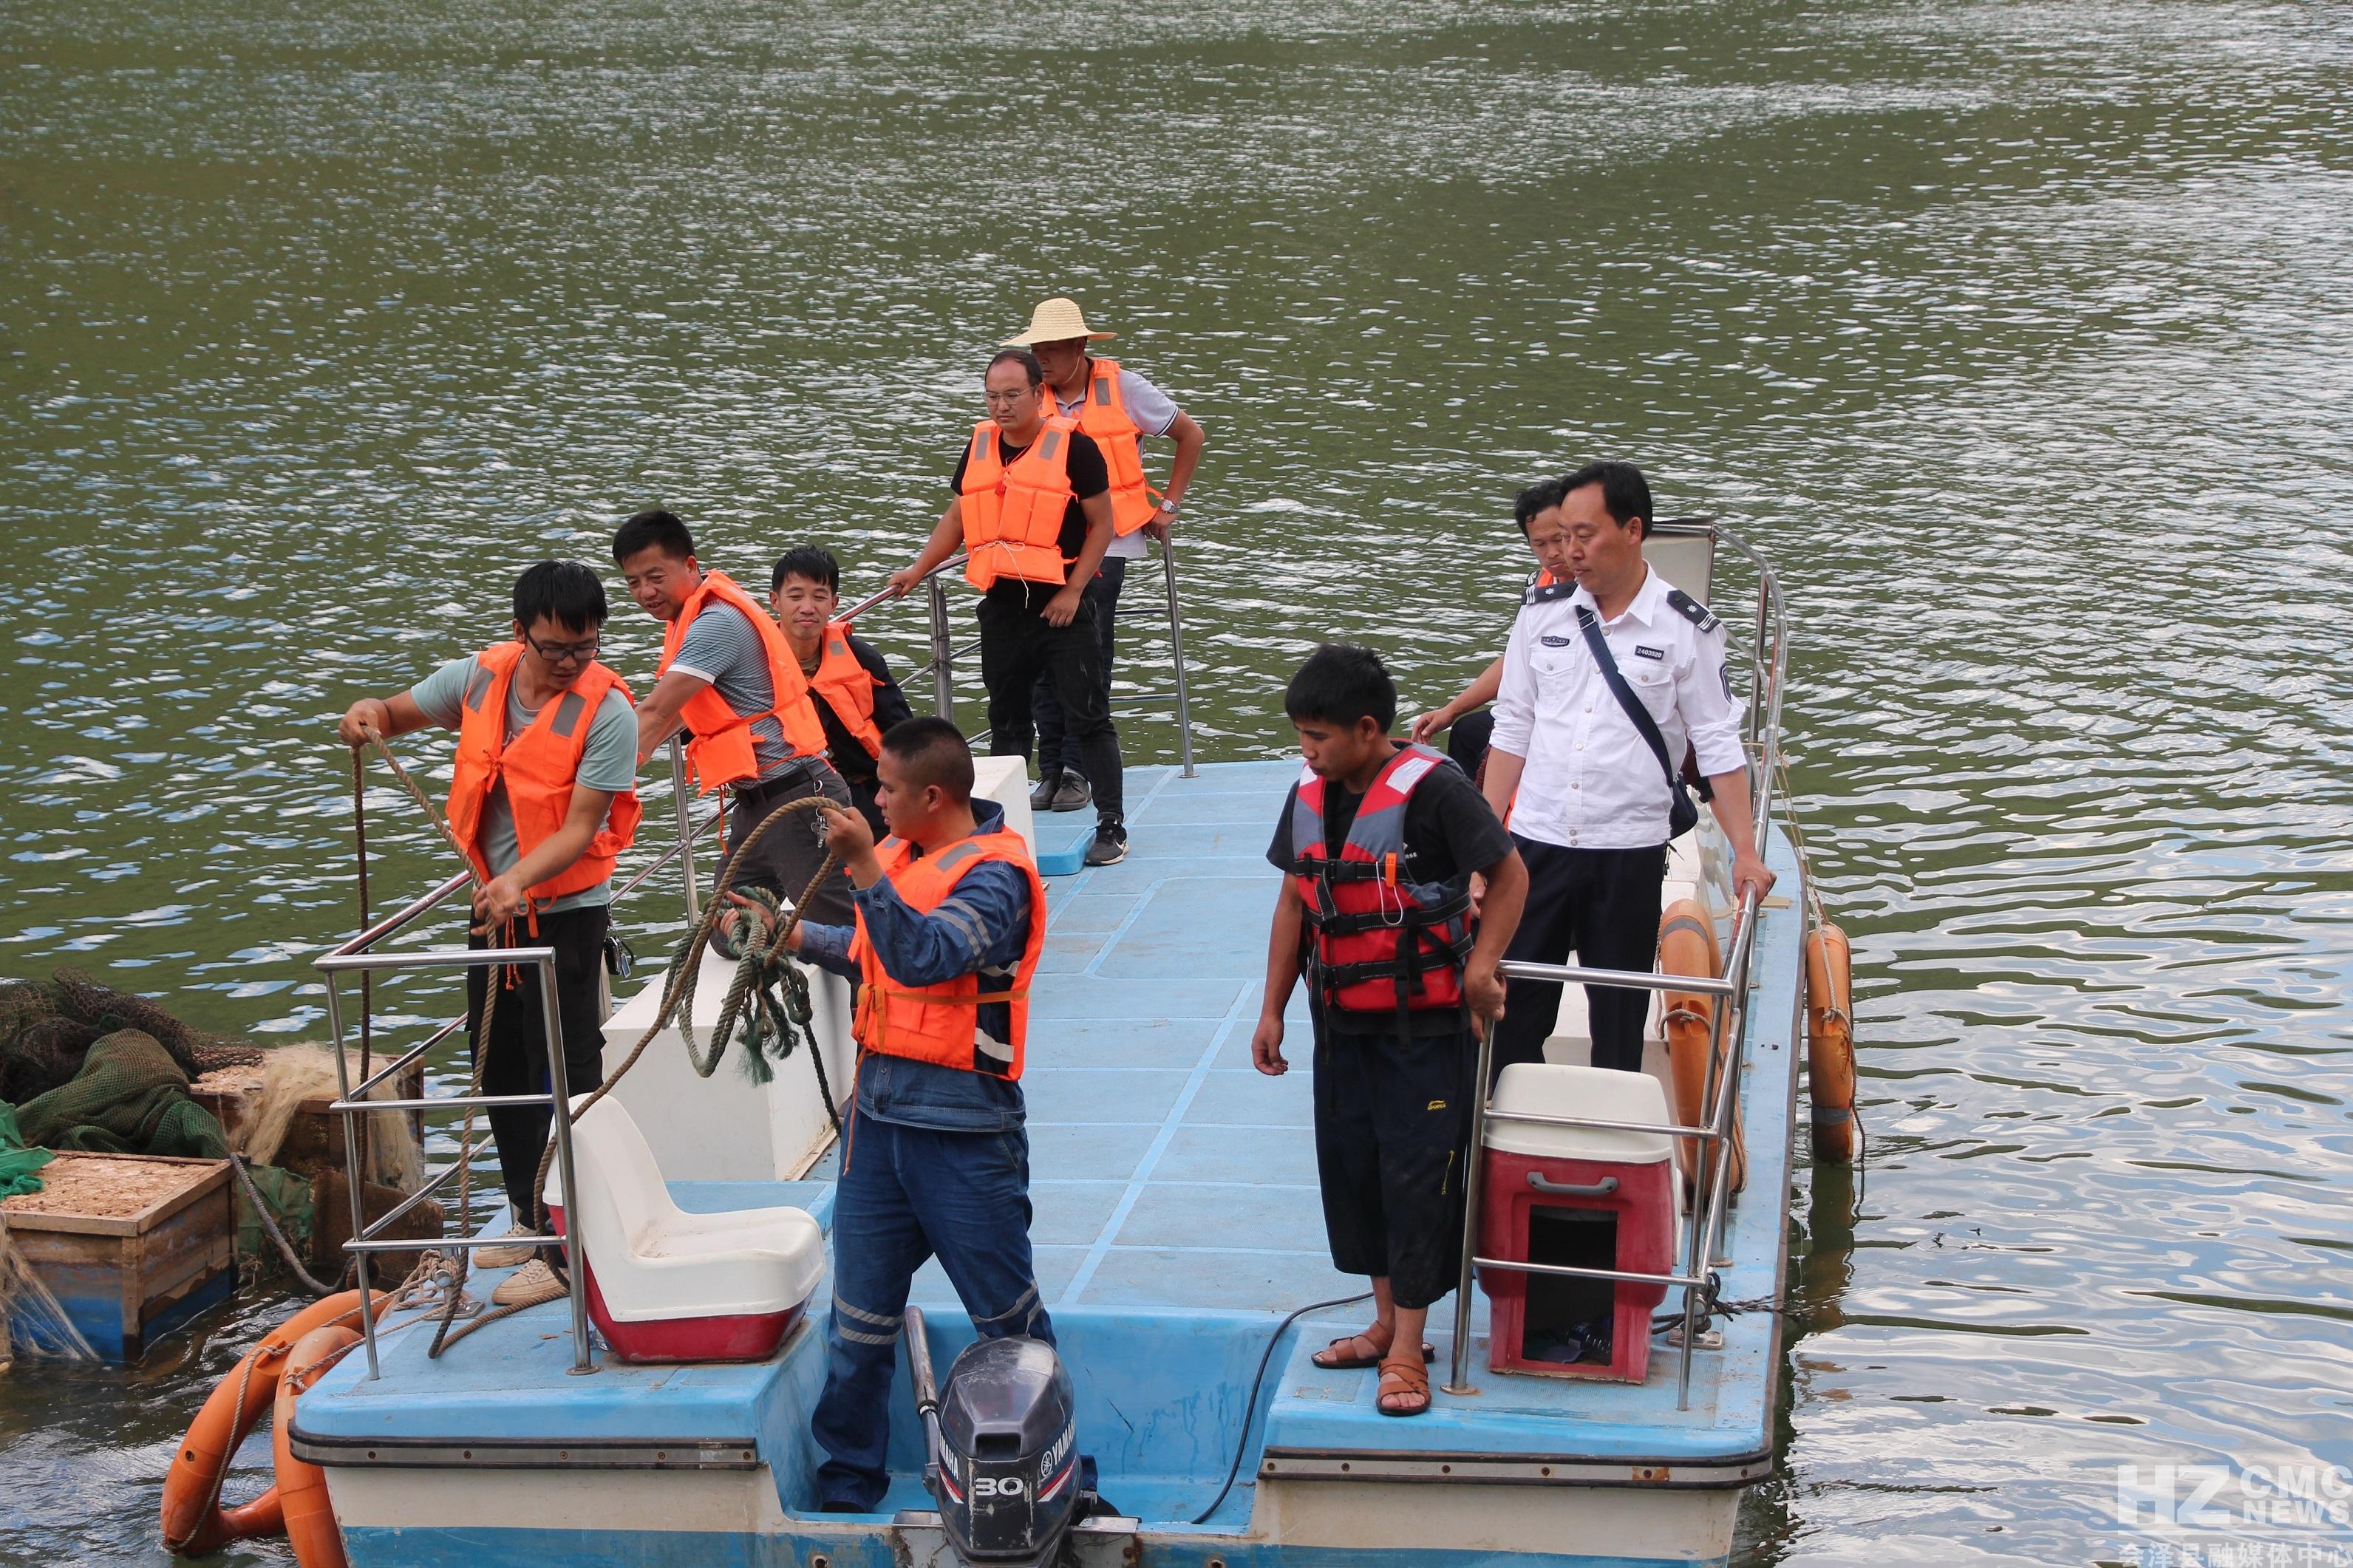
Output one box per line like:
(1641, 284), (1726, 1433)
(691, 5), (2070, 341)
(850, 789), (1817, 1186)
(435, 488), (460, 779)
(1658, 899), (1747, 1205)
(1804, 922), (1857, 1163)
(160, 1289), (383, 1556)
(273, 1325), (359, 1568)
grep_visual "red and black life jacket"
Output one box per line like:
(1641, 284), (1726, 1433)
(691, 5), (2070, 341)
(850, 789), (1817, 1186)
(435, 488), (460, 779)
(1287, 743), (1477, 1034)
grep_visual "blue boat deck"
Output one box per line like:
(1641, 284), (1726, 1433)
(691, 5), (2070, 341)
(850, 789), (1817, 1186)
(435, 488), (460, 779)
(302, 759), (1799, 1530)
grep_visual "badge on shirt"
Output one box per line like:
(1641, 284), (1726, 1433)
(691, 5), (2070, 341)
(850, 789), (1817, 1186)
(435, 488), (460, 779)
(1541, 634), (1572, 647)
(1635, 644), (1665, 661)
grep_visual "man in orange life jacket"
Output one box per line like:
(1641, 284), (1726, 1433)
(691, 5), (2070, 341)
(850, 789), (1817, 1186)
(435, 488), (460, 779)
(769, 545), (914, 839)
(336, 562), (639, 1260)
(775, 717), (1053, 1511)
(1406, 477), (1569, 785)
(1002, 298), (1205, 817)
(1253, 645), (1528, 1418)
(613, 508), (858, 928)
(884, 348), (1129, 866)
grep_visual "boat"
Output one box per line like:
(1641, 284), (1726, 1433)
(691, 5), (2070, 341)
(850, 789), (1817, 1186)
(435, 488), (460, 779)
(274, 521), (1808, 1568)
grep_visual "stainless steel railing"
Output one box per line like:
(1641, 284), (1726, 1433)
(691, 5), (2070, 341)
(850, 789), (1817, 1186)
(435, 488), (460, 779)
(1440, 517), (1788, 1412)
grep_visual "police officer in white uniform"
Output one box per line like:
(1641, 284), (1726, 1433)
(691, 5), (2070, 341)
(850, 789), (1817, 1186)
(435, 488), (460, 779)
(1481, 460), (1775, 1077)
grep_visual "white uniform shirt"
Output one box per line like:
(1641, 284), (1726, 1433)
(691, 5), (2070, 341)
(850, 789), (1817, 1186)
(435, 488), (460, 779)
(1490, 563), (1746, 851)
(1049, 364), (1179, 560)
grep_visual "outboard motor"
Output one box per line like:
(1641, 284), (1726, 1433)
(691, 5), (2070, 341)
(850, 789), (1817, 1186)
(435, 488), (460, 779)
(906, 1309), (1084, 1568)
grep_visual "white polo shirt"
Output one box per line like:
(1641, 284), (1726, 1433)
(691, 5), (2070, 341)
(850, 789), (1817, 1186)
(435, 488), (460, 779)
(1490, 563), (1746, 851)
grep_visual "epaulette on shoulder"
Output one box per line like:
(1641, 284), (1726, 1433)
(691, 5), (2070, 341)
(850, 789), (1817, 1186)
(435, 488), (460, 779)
(1523, 579), (1578, 607)
(1666, 587), (1721, 633)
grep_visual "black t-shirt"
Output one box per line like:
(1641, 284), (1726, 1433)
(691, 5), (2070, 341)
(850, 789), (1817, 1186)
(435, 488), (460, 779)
(950, 427), (1110, 610)
(1265, 749), (1515, 1037)
(804, 633), (915, 781)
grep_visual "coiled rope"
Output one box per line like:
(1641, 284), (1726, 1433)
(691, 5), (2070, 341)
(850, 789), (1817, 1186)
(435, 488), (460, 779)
(351, 735), (846, 1354)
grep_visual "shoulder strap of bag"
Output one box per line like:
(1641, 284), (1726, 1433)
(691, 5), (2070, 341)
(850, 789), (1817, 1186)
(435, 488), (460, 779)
(1575, 604), (1682, 802)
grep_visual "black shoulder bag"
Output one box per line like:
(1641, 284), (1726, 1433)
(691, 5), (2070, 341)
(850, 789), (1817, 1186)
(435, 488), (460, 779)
(1574, 605), (1700, 840)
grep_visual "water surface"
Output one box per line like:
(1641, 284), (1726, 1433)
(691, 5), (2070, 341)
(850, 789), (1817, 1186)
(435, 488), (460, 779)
(3, 1), (2350, 1561)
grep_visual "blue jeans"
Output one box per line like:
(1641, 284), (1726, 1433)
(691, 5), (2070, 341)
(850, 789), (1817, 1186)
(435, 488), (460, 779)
(811, 1113), (1053, 1511)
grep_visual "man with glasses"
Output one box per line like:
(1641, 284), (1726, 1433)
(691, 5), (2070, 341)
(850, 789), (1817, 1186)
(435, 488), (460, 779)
(336, 560), (640, 1292)
(885, 348), (1128, 865)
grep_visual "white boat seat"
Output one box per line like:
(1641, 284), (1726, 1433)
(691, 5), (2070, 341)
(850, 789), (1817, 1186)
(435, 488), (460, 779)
(545, 1094), (823, 1327)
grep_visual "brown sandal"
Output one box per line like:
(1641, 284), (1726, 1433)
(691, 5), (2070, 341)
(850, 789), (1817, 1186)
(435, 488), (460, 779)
(1375, 1351), (1431, 1417)
(1312, 1324), (1437, 1371)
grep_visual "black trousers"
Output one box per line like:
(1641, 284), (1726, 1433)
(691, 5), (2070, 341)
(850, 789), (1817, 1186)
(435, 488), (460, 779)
(1491, 837), (1667, 1077)
(466, 904), (610, 1229)
(1446, 707), (1496, 787)
(1312, 1023), (1477, 1311)
(1032, 556), (1128, 781)
(978, 590), (1124, 823)
(723, 759), (857, 927)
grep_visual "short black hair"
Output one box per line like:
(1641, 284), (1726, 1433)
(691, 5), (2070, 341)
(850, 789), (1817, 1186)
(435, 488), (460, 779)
(772, 545), (840, 595)
(987, 347), (1045, 389)
(880, 716), (975, 802)
(512, 560), (608, 634)
(1560, 460), (1652, 539)
(612, 508), (695, 565)
(1513, 477), (1569, 534)
(1284, 644), (1397, 734)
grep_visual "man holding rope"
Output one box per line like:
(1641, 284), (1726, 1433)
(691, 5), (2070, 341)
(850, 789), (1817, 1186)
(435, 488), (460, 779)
(773, 717), (1052, 1513)
(336, 561), (640, 1300)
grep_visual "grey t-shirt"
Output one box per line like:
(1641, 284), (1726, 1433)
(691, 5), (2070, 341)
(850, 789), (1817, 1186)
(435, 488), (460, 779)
(664, 598), (794, 780)
(1050, 364), (1181, 561)
(409, 655), (639, 913)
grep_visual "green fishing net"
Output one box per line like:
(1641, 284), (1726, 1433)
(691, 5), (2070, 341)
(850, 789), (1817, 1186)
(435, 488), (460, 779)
(0, 1103), (52, 1199)
(14, 1029), (231, 1161)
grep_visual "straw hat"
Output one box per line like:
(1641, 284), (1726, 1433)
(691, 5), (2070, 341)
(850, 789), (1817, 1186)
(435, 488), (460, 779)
(1001, 297), (1117, 347)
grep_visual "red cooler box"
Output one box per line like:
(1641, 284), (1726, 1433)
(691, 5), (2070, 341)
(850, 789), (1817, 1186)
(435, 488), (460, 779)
(1478, 1063), (1677, 1383)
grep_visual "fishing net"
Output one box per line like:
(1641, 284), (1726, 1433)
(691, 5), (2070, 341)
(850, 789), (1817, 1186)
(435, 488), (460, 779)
(0, 969), (262, 1105)
(0, 1214), (97, 1366)
(240, 1043), (424, 1194)
(13, 1029), (231, 1161)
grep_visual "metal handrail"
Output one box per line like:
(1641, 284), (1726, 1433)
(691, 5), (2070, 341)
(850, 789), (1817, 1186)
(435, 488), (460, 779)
(319, 933), (596, 1380)
(1441, 517), (1789, 1411)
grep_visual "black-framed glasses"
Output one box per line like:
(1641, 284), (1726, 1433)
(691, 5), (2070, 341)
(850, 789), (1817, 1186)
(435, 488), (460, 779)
(524, 632), (601, 665)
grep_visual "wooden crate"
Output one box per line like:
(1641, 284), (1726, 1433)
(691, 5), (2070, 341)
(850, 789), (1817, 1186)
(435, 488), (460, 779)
(1, 1151), (235, 1362)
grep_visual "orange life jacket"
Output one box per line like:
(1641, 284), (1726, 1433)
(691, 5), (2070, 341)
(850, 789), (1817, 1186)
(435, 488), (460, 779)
(446, 641), (644, 903)
(656, 571), (830, 794)
(1288, 743), (1476, 1032)
(809, 624), (883, 762)
(851, 827), (1047, 1080)
(1063, 358), (1159, 536)
(959, 415), (1080, 591)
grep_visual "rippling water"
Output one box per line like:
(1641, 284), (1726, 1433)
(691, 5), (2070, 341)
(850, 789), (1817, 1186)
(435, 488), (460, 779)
(4, 0), (2351, 1561)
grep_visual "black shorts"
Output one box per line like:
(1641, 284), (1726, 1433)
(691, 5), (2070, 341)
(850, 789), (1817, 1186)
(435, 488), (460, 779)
(1311, 1021), (1477, 1311)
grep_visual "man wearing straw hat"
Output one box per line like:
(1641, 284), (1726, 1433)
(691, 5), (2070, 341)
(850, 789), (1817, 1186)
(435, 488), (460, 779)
(1001, 297), (1205, 817)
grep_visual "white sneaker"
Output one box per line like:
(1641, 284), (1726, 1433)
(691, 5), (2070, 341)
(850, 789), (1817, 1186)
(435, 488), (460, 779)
(474, 1233), (543, 1270)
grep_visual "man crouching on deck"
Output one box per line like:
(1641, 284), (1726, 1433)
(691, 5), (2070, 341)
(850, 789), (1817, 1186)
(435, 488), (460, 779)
(336, 562), (640, 1295)
(777, 717), (1053, 1510)
(1253, 644), (1527, 1417)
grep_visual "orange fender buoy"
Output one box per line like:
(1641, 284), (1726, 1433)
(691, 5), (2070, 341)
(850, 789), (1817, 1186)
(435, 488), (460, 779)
(1658, 899), (1747, 1206)
(1804, 922), (1857, 1163)
(161, 1289), (383, 1556)
(273, 1326), (358, 1568)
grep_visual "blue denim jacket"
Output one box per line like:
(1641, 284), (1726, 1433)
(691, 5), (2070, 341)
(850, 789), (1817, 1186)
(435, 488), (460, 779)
(799, 801), (1032, 1132)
